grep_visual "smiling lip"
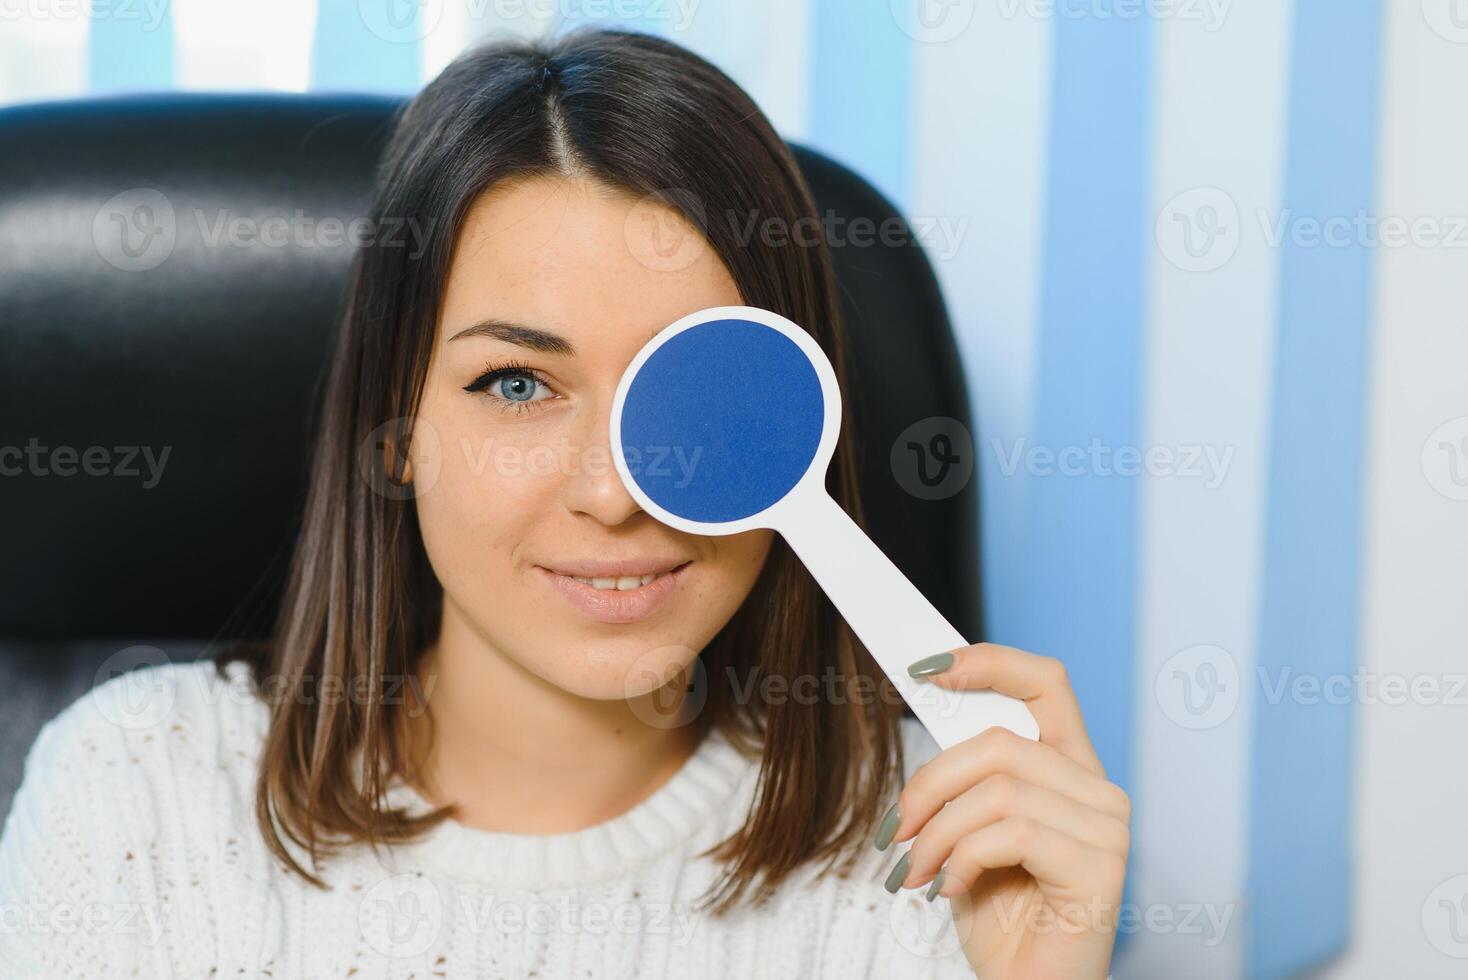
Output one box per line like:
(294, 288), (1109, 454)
(536, 560), (692, 624)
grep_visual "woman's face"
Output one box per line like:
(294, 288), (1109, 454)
(409, 173), (774, 702)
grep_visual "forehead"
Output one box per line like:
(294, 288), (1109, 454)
(439, 174), (741, 356)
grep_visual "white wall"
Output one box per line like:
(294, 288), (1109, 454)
(1320, 3), (1468, 976)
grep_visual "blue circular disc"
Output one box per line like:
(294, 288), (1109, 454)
(618, 317), (825, 524)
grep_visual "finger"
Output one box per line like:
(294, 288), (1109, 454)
(912, 642), (1103, 773)
(890, 727), (1130, 846)
(901, 773), (1130, 888)
(927, 816), (1128, 903)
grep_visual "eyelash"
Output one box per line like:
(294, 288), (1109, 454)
(462, 359), (557, 415)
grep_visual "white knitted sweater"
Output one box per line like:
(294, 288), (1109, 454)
(0, 659), (979, 978)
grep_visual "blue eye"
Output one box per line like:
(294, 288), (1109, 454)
(495, 373), (541, 401)
(463, 361), (557, 413)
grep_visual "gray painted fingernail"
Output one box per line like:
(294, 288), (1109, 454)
(925, 871), (945, 902)
(907, 653), (954, 679)
(874, 802), (900, 851)
(883, 852), (911, 894)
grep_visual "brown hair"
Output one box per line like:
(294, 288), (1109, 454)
(220, 26), (906, 915)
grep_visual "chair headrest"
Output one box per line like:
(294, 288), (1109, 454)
(0, 92), (981, 644)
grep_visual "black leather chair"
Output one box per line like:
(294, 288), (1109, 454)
(0, 92), (983, 821)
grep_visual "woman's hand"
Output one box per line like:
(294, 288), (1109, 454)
(878, 642), (1130, 980)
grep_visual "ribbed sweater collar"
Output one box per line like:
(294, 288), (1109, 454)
(374, 728), (757, 890)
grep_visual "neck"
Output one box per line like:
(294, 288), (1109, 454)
(401, 596), (700, 834)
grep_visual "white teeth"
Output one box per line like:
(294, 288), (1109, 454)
(569, 571), (667, 590)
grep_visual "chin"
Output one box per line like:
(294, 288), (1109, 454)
(538, 634), (704, 703)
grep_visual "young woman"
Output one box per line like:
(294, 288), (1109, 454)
(0, 28), (1129, 979)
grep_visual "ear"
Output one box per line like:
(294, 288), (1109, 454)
(381, 429), (414, 486)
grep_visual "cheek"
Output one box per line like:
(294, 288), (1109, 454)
(410, 418), (562, 587)
(683, 530), (775, 617)
(722, 529), (776, 584)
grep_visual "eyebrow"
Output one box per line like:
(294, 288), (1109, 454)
(447, 318), (577, 357)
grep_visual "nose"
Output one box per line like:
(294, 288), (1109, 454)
(562, 395), (643, 526)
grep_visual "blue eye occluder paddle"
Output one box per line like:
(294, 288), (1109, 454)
(611, 306), (1040, 749)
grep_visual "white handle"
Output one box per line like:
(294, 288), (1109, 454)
(776, 489), (1039, 749)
